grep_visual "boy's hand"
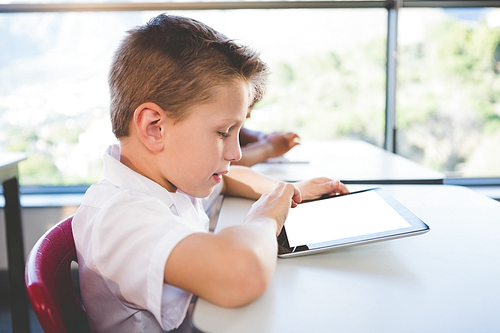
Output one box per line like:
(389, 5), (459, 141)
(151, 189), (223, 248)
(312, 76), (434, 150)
(244, 182), (301, 236)
(295, 178), (349, 202)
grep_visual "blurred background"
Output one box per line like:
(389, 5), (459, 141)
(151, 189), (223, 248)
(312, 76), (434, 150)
(1, 1), (499, 187)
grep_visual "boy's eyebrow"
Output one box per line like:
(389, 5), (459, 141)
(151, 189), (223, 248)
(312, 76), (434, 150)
(219, 120), (244, 130)
(218, 116), (245, 126)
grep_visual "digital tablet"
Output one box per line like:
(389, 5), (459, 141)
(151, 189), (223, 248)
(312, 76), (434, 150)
(277, 187), (430, 258)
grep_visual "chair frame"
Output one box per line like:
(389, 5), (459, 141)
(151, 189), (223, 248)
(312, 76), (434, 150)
(25, 216), (89, 333)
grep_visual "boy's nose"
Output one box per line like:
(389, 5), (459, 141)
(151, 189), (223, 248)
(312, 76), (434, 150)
(226, 138), (242, 162)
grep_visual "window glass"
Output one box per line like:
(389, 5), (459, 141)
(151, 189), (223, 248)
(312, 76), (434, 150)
(397, 8), (500, 177)
(0, 9), (386, 186)
(0, 12), (139, 185)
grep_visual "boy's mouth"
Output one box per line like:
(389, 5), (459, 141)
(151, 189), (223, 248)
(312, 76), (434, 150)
(212, 171), (228, 183)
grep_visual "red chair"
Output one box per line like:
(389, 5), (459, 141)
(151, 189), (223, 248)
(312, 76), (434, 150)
(25, 216), (89, 333)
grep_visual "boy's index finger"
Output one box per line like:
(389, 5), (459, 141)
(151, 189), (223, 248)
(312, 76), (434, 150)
(275, 182), (300, 207)
(332, 180), (349, 194)
(288, 183), (302, 207)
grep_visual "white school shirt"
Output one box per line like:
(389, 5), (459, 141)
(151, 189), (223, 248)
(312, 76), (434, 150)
(73, 144), (222, 332)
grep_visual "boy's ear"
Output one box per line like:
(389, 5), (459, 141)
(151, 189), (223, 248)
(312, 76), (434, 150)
(133, 102), (167, 152)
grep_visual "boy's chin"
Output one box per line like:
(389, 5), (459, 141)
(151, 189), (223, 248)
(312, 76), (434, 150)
(185, 186), (216, 199)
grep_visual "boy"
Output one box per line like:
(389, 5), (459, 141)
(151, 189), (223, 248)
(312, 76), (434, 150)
(73, 14), (348, 332)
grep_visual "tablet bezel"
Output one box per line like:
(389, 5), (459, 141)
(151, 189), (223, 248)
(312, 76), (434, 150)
(277, 187), (430, 258)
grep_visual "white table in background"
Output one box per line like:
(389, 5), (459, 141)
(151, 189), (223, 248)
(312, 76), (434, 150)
(252, 140), (444, 184)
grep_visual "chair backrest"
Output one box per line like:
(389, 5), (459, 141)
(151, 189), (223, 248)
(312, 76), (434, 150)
(25, 216), (89, 333)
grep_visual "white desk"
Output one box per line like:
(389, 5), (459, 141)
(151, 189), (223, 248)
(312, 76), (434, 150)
(192, 185), (500, 333)
(1, 152), (29, 333)
(252, 140), (444, 184)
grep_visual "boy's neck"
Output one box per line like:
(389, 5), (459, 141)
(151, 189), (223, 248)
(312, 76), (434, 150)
(118, 138), (178, 193)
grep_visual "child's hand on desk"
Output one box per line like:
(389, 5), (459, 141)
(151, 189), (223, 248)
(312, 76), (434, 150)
(295, 178), (349, 202)
(262, 132), (300, 158)
(244, 182), (302, 236)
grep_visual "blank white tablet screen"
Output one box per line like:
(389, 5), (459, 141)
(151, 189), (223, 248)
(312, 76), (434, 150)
(285, 190), (411, 247)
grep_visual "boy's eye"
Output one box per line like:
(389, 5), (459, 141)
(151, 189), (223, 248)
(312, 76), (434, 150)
(218, 131), (230, 138)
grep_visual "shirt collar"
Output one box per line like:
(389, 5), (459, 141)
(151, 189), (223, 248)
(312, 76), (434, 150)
(103, 144), (181, 208)
(102, 144), (213, 230)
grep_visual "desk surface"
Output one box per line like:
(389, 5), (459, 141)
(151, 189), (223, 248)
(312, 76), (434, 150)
(251, 140), (444, 184)
(192, 185), (500, 333)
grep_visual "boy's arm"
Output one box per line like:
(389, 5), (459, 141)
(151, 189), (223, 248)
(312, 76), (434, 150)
(163, 182), (298, 308)
(221, 166), (349, 201)
(164, 169), (348, 308)
(221, 165), (282, 200)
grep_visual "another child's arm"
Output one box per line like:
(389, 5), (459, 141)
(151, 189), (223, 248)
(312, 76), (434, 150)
(239, 127), (263, 146)
(234, 131), (301, 167)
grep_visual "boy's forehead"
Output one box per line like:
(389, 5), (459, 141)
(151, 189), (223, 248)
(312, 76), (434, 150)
(185, 82), (250, 121)
(215, 81), (252, 106)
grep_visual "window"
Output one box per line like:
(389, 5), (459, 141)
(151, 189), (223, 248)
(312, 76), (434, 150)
(1, 11), (125, 185)
(1, 6), (386, 186)
(1, 0), (499, 188)
(398, 7), (500, 178)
